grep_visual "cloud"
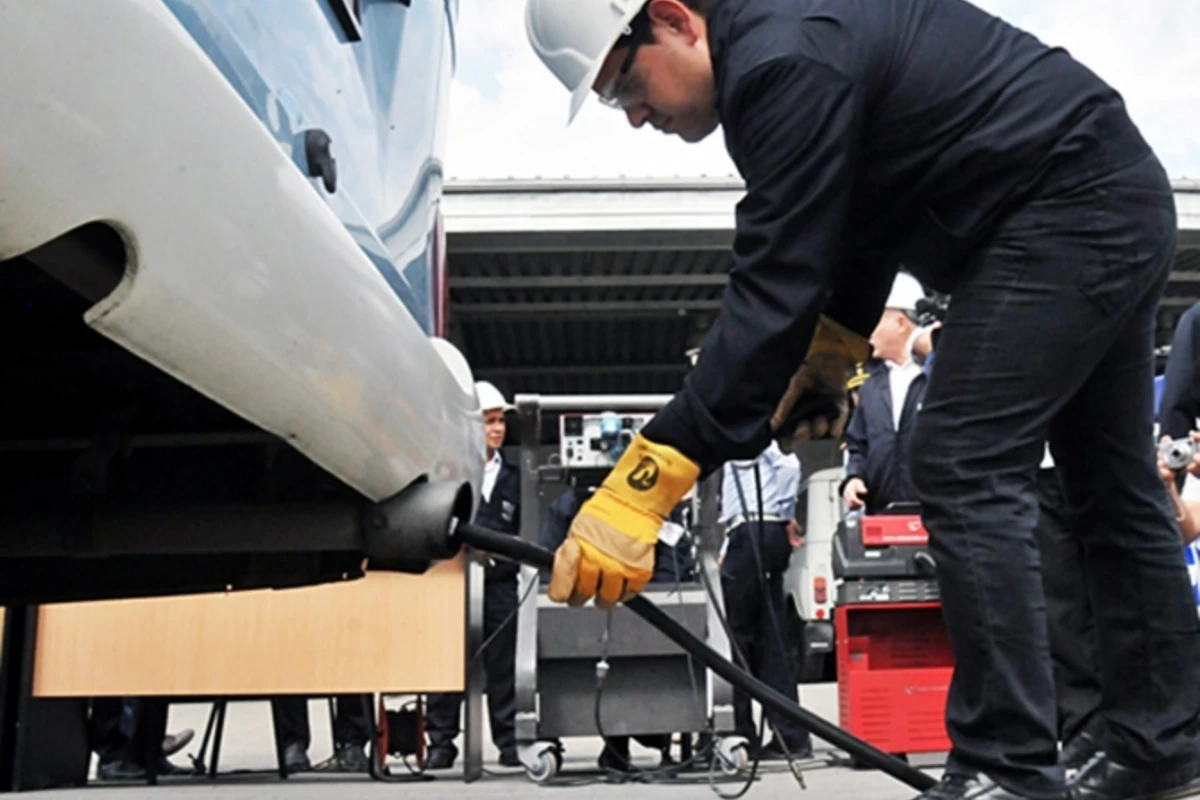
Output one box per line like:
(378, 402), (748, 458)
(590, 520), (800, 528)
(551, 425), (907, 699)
(445, 0), (1200, 180)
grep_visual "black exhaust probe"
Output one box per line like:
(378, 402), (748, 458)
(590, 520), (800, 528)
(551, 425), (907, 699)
(452, 520), (938, 792)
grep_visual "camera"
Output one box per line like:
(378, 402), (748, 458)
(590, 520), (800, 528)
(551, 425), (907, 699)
(1159, 437), (1196, 472)
(915, 293), (950, 328)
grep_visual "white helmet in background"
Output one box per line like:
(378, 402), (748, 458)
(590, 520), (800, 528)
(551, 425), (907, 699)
(525, 0), (647, 123)
(475, 381), (513, 413)
(885, 272), (926, 316)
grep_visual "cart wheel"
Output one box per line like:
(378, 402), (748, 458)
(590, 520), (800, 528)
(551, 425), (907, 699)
(715, 737), (749, 776)
(525, 750), (560, 783)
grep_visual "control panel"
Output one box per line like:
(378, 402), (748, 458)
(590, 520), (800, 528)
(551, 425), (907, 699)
(559, 412), (655, 468)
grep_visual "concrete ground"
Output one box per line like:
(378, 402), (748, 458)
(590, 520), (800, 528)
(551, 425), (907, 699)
(40, 683), (942, 800)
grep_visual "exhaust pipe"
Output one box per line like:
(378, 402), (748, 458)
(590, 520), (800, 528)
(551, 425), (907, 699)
(363, 480), (474, 573)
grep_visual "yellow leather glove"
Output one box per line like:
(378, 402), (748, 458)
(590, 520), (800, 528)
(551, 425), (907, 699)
(547, 434), (700, 610)
(771, 315), (872, 453)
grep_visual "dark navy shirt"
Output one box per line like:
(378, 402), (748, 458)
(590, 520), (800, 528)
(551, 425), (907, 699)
(641, 0), (1152, 476)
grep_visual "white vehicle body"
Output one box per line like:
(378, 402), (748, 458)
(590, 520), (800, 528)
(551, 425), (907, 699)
(784, 465), (844, 681)
(0, 0), (482, 505)
(0, 0), (483, 602)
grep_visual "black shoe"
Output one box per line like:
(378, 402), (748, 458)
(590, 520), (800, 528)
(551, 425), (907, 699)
(1068, 752), (1200, 800)
(914, 773), (1049, 800)
(758, 739), (813, 761)
(154, 756), (195, 776)
(316, 743), (368, 773)
(425, 746), (457, 770)
(162, 728), (195, 758)
(1061, 731), (1102, 771)
(498, 749), (521, 768)
(913, 772), (982, 800)
(97, 759), (147, 782)
(283, 742), (311, 773)
(598, 742), (633, 772)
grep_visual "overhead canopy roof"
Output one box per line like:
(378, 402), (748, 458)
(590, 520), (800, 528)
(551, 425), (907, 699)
(445, 177), (1200, 399)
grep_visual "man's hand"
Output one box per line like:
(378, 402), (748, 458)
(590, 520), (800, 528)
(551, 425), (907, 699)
(912, 321), (941, 362)
(1159, 432), (1200, 483)
(547, 434), (699, 610)
(843, 477), (868, 510)
(771, 315), (872, 453)
(787, 519), (805, 548)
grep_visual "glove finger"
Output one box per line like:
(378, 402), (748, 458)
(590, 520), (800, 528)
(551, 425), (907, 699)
(830, 406), (850, 440)
(546, 538), (581, 604)
(595, 570), (628, 610)
(769, 367), (808, 431)
(570, 551), (602, 607)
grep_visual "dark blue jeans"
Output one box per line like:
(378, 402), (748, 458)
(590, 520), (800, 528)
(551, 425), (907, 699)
(910, 153), (1200, 798)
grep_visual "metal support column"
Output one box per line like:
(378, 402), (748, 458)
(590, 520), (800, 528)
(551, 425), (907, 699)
(694, 471), (737, 734)
(512, 394), (546, 747)
(462, 555), (486, 782)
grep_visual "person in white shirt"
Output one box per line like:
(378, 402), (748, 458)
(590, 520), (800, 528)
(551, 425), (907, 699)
(426, 382), (522, 770)
(718, 441), (811, 761)
(840, 272), (927, 514)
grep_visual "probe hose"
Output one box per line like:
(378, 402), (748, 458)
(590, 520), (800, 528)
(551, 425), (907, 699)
(452, 520), (937, 792)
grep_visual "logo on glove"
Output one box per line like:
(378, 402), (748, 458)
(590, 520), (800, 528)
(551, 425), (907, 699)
(626, 456), (660, 491)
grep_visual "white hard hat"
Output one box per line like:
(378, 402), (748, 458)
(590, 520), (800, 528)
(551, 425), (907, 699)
(525, 0), (647, 123)
(885, 272), (925, 315)
(475, 381), (513, 412)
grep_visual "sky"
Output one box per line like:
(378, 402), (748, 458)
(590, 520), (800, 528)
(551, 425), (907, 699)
(444, 0), (1200, 182)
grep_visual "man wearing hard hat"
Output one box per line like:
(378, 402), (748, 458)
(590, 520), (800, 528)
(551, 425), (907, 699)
(426, 382), (522, 770)
(840, 273), (928, 516)
(523, 2), (1198, 799)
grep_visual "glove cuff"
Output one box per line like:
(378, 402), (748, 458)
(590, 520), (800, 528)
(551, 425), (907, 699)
(600, 433), (700, 520)
(808, 315), (872, 364)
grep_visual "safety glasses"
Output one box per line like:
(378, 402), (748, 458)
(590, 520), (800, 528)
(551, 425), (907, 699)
(597, 15), (652, 110)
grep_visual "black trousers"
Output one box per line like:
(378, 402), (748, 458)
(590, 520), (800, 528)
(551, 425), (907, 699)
(910, 153), (1200, 798)
(89, 697), (169, 769)
(426, 577), (517, 753)
(272, 695), (372, 750)
(719, 520), (810, 750)
(1033, 467), (1103, 745)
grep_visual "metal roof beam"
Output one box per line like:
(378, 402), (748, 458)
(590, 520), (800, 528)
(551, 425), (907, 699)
(474, 363), (689, 378)
(448, 230), (732, 253)
(451, 273), (729, 289)
(451, 299), (721, 319)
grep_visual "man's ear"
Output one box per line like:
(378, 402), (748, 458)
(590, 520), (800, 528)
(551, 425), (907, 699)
(646, 0), (700, 43)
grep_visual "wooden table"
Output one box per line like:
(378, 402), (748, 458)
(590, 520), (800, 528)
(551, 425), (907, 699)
(32, 557), (466, 697)
(0, 555), (486, 791)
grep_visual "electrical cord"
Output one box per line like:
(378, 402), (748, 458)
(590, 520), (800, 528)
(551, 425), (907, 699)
(463, 490), (826, 793)
(590, 543), (712, 784)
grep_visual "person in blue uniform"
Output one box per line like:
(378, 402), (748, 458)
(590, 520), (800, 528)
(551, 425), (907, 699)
(718, 441), (812, 761)
(524, 2), (1200, 799)
(840, 273), (929, 516)
(426, 382), (521, 770)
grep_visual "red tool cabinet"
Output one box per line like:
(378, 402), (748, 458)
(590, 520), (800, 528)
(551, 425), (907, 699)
(835, 600), (953, 755)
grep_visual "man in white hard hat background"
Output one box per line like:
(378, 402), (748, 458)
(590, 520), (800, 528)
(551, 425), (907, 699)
(426, 382), (522, 770)
(840, 273), (928, 516)
(524, 1), (1200, 799)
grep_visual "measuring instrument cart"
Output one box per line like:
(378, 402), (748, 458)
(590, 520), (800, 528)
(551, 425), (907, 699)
(505, 394), (749, 783)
